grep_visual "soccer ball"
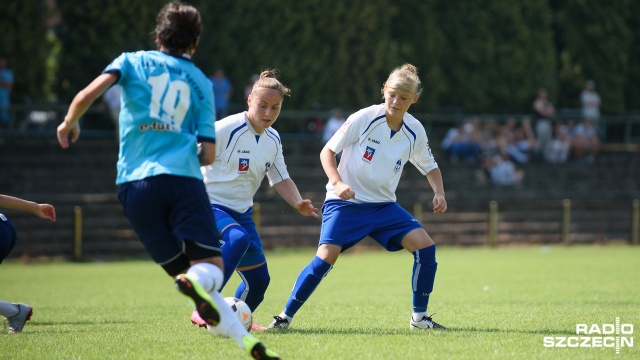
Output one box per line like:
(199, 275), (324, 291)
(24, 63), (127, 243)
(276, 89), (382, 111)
(207, 297), (252, 337)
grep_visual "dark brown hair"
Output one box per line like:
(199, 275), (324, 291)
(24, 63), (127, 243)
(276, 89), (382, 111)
(154, 2), (202, 55)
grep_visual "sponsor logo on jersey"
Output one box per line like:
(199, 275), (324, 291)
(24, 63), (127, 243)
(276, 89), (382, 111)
(394, 159), (402, 173)
(368, 137), (380, 144)
(238, 158), (249, 173)
(363, 146), (375, 162)
(139, 121), (175, 132)
(237, 149), (250, 154)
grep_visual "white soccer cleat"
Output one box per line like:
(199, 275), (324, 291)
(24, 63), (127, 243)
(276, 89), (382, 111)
(410, 315), (447, 330)
(267, 316), (290, 329)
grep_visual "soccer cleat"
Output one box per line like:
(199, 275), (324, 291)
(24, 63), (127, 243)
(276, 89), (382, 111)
(242, 335), (281, 360)
(267, 316), (290, 329)
(6, 303), (33, 334)
(410, 314), (447, 330)
(191, 309), (207, 327)
(251, 322), (268, 331)
(175, 275), (220, 327)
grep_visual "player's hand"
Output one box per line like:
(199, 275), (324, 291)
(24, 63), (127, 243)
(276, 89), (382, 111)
(35, 204), (56, 222)
(334, 182), (355, 201)
(57, 120), (81, 149)
(296, 199), (319, 218)
(432, 194), (447, 215)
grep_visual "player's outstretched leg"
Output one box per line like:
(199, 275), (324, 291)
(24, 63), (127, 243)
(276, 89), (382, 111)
(268, 256), (333, 329)
(175, 274), (220, 327)
(5, 303), (33, 334)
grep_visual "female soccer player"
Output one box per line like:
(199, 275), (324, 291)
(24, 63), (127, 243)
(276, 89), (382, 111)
(192, 70), (319, 331)
(0, 194), (56, 334)
(56, 3), (279, 359)
(269, 64), (447, 330)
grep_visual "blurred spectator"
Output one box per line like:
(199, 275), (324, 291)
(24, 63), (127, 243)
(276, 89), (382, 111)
(244, 73), (259, 101)
(209, 68), (233, 120)
(581, 80), (601, 122)
(543, 120), (571, 164)
(572, 118), (601, 163)
(483, 154), (524, 186)
(304, 102), (324, 134)
(0, 57), (14, 130)
(441, 120), (482, 164)
(101, 84), (121, 139)
(532, 88), (555, 158)
(499, 117), (536, 164)
(581, 80), (602, 134)
(322, 108), (346, 143)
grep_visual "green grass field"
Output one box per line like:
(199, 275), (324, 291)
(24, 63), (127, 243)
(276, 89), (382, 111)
(1, 245), (639, 359)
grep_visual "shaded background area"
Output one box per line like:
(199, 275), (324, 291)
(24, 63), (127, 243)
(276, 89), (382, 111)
(1, 1), (639, 259)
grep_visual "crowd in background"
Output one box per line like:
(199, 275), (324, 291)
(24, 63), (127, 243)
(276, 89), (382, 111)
(440, 81), (602, 186)
(0, 59), (605, 187)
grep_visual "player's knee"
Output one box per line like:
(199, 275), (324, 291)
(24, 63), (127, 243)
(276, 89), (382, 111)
(222, 225), (250, 248)
(414, 245), (437, 266)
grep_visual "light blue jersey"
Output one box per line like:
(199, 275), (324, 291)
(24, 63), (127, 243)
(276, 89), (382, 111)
(103, 51), (216, 185)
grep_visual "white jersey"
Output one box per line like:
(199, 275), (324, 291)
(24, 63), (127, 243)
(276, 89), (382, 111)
(202, 113), (290, 212)
(325, 104), (438, 203)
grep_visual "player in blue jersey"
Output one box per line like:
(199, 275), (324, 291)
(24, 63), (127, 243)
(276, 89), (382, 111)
(0, 194), (56, 334)
(190, 70), (319, 331)
(55, 3), (279, 359)
(269, 64), (448, 330)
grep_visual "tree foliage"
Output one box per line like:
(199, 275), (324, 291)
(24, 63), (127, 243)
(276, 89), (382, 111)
(4, 0), (639, 114)
(0, 1), (48, 102)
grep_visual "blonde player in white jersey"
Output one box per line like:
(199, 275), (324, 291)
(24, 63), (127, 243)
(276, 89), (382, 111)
(193, 70), (319, 331)
(269, 64), (448, 330)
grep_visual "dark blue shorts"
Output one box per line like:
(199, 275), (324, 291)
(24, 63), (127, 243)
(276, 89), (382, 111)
(213, 204), (266, 267)
(319, 200), (423, 252)
(118, 175), (221, 270)
(0, 214), (17, 264)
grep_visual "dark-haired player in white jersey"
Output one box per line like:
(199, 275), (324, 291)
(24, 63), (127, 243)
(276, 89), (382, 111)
(55, 2), (279, 359)
(270, 64), (448, 331)
(192, 70), (319, 331)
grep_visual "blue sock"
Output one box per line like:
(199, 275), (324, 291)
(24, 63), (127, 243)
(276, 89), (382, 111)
(219, 225), (250, 290)
(412, 245), (437, 313)
(234, 263), (270, 312)
(284, 256), (333, 318)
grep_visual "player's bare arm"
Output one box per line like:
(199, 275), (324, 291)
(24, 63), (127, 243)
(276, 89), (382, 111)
(273, 179), (319, 218)
(426, 168), (447, 214)
(320, 144), (355, 200)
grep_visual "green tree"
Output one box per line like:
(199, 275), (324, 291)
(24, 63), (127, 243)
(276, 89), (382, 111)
(0, 1), (48, 102)
(54, 0), (165, 102)
(554, 0), (633, 114)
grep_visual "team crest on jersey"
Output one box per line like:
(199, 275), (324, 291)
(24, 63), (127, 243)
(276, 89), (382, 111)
(394, 160), (402, 173)
(238, 158), (249, 173)
(363, 146), (375, 162)
(264, 162), (271, 174)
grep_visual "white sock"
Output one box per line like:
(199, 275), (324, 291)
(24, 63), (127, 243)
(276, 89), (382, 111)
(412, 312), (427, 321)
(186, 263), (223, 293)
(0, 301), (19, 317)
(279, 312), (292, 322)
(208, 291), (251, 349)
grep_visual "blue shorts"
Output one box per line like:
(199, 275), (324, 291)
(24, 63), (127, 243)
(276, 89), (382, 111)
(319, 200), (423, 252)
(118, 175), (221, 271)
(213, 204), (266, 268)
(0, 214), (17, 264)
